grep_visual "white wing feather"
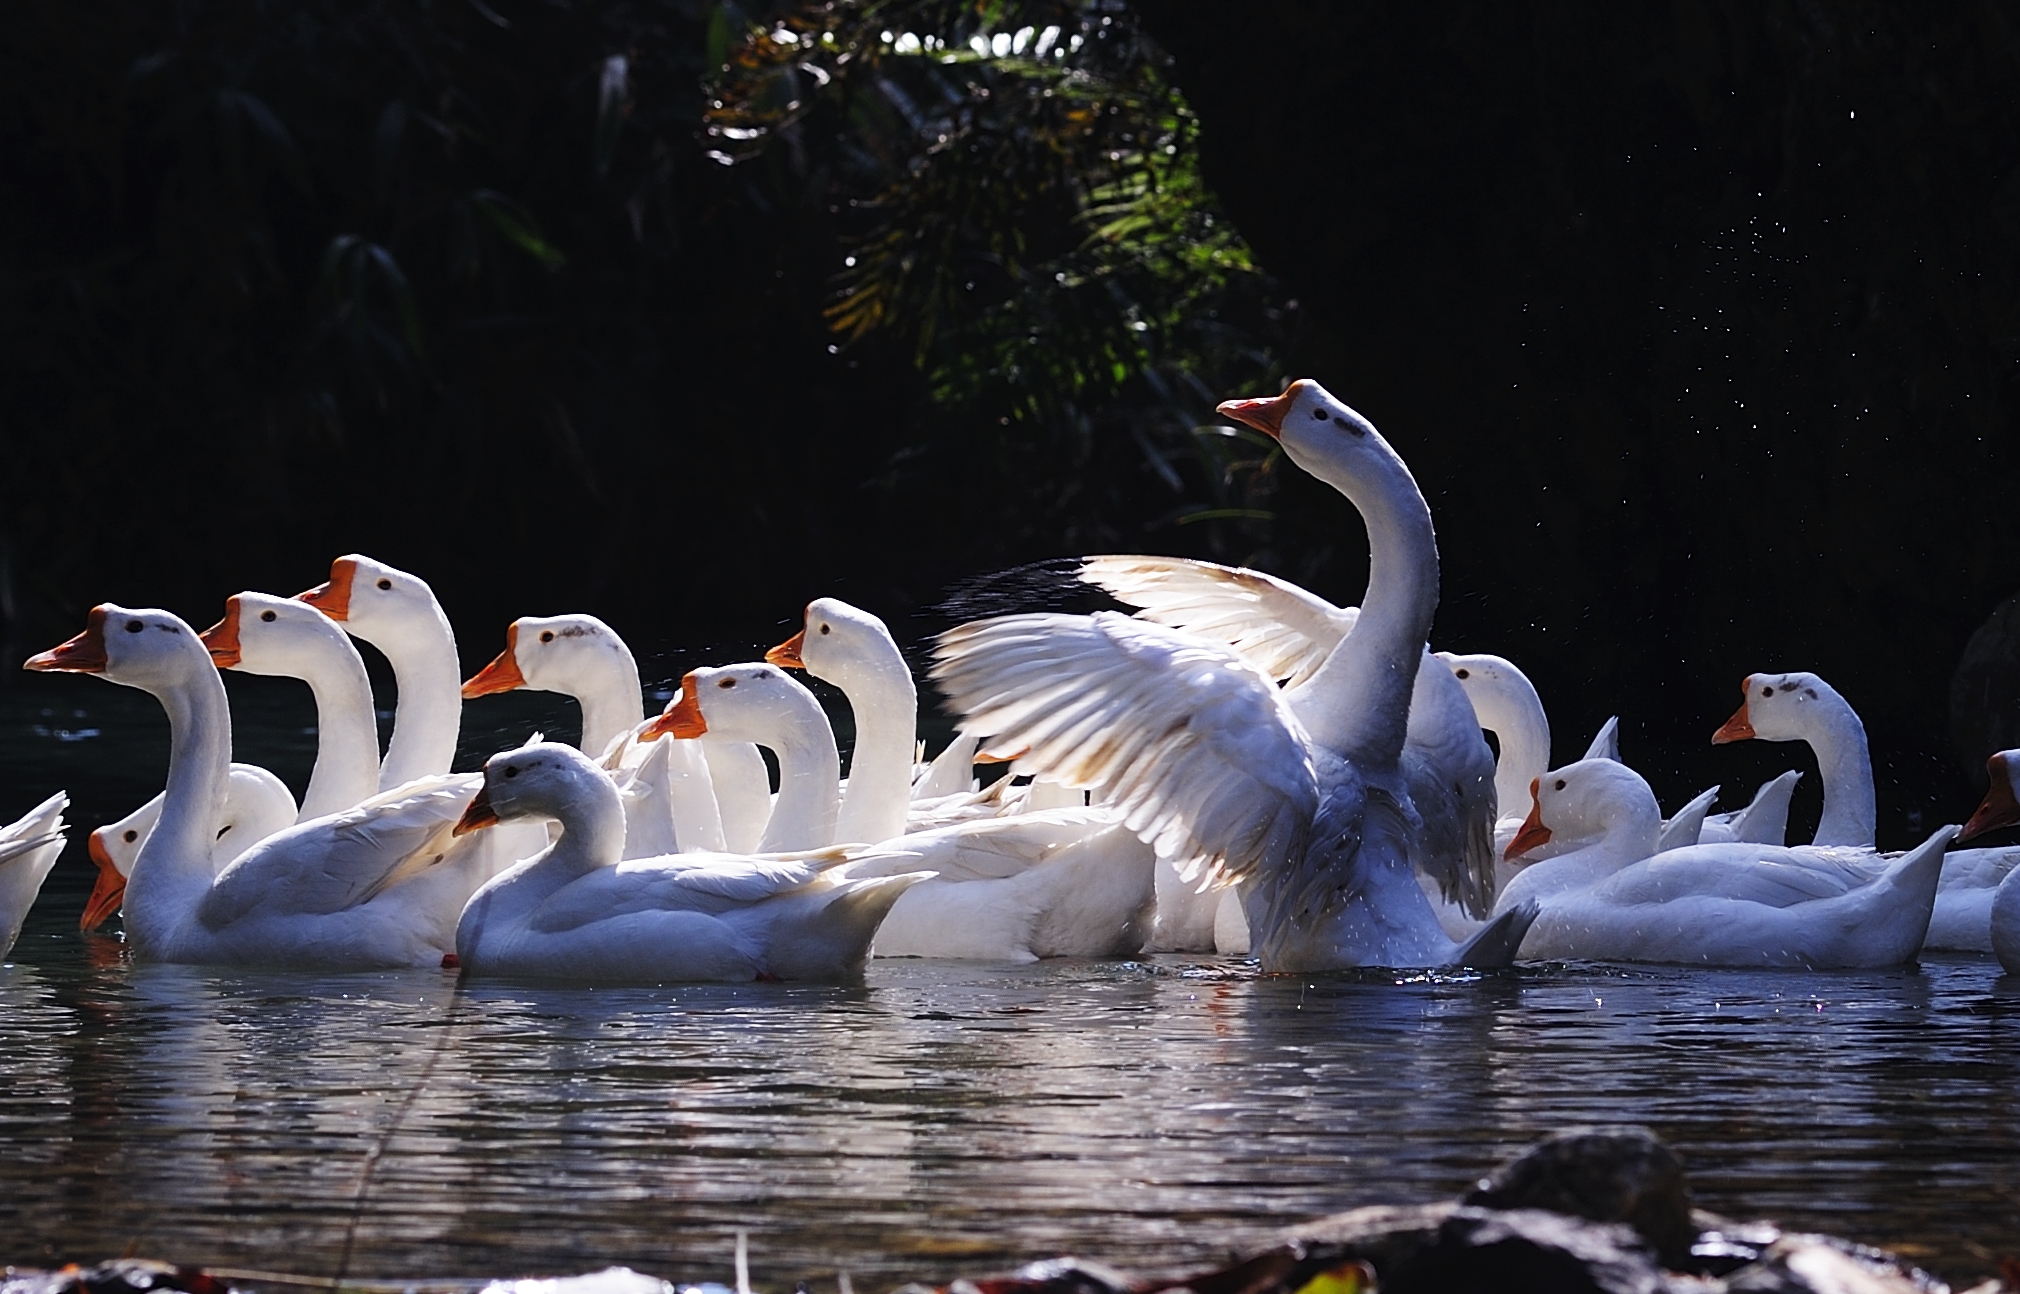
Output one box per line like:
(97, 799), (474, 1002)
(1080, 555), (1357, 688)
(528, 846), (919, 934)
(933, 612), (1316, 888)
(197, 775), (479, 925)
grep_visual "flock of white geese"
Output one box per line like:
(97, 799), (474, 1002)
(5, 379), (2020, 980)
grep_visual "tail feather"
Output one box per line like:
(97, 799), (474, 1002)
(1450, 899), (1538, 969)
(1860, 824), (1955, 962)
(1657, 785), (1720, 853)
(762, 871), (936, 981)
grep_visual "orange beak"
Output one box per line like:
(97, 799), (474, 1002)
(463, 623), (527, 699)
(1961, 754), (2020, 843)
(1504, 777), (1553, 859)
(296, 556), (358, 620)
(25, 607), (110, 674)
(453, 784), (500, 836)
(642, 674), (707, 741)
(766, 629), (807, 670)
(199, 597), (244, 669)
(81, 829), (127, 932)
(1216, 387), (1298, 439)
(1712, 678), (1756, 744)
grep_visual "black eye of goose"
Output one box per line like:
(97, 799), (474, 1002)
(260, 610), (277, 622)
(125, 620), (144, 633)
(504, 765), (519, 778)
(819, 624), (830, 634)
(122, 829), (138, 843)
(1761, 686), (1774, 697)
(1553, 779), (1567, 791)
(540, 631), (555, 643)
(718, 678), (736, 689)
(376, 578), (392, 591)
(1454, 668), (1470, 680)
(1312, 408), (1330, 422)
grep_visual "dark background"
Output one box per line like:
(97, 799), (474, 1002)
(3, 0), (2018, 846)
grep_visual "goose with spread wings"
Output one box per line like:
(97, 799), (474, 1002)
(934, 380), (1535, 971)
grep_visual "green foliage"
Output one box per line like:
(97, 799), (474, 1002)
(709, 0), (1300, 561)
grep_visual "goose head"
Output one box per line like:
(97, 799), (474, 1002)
(200, 591), (353, 678)
(1505, 757), (1662, 860)
(1962, 749), (2020, 843)
(26, 604), (211, 693)
(642, 663), (826, 749)
(81, 811), (150, 933)
(766, 597), (906, 690)
(295, 553), (447, 653)
(1216, 378), (1396, 491)
(1711, 671), (1848, 745)
(455, 741), (616, 835)
(464, 614), (637, 700)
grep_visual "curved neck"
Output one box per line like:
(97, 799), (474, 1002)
(1805, 705), (1876, 847)
(293, 647), (383, 820)
(1596, 791), (1664, 866)
(1472, 681), (1551, 814)
(701, 740), (773, 854)
(1286, 439), (1439, 762)
(480, 779), (627, 919)
(550, 775), (628, 876)
(362, 612), (462, 788)
(825, 652), (918, 845)
(564, 661), (645, 758)
(752, 711), (841, 853)
(126, 668), (234, 948)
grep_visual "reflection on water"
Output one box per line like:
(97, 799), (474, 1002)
(3, 947), (2017, 1287)
(2, 679), (2018, 1287)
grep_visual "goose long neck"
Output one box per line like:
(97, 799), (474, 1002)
(1475, 685), (1551, 814)
(753, 705), (841, 853)
(1287, 444), (1439, 762)
(295, 647), (382, 820)
(569, 660), (644, 758)
(829, 652), (918, 845)
(1597, 791), (1664, 869)
(549, 774), (628, 877)
(126, 666), (234, 946)
(1807, 703), (1876, 847)
(374, 610), (462, 789)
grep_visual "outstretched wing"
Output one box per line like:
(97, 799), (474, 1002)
(1080, 555), (1357, 689)
(932, 611), (1316, 888)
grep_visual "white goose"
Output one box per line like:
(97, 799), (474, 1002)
(206, 592), (382, 818)
(1712, 670), (2019, 950)
(0, 793), (68, 959)
(1498, 758), (1954, 967)
(461, 613), (727, 855)
(75, 589), (420, 936)
(649, 663), (838, 852)
(767, 601), (1160, 958)
(27, 605), (500, 968)
(295, 554), (462, 789)
(1080, 553), (1499, 918)
(765, 599), (918, 844)
(451, 741), (929, 982)
(935, 380), (1535, 971)
(763, 598), (1073, 834)
(79, 591), (319, 928)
